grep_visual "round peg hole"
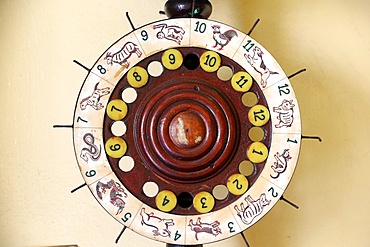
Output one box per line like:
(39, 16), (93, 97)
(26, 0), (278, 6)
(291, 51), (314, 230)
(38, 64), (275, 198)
(242, 92), (258, 107)
(122, 87), (137, 103)
(217, 66), (233, 81)
(119, 156), (135, 172)
(147, 61), (164, 77)
(249, 127), (265, 142)
(239, 160), (255, 177)
(212, 185), (229, 200)
(111, 121), (127, 136)
(184, 53), (200, 70)
(177, 192), (193, 208)
(143, 182), (159, 198)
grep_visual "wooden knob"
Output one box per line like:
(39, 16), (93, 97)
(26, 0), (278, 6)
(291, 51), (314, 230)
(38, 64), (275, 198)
(164, 0), (212, 19)
(169, 111), (206, 149)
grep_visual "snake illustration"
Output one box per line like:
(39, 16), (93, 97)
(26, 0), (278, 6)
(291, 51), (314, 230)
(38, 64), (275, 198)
(80, 133), (102, 162)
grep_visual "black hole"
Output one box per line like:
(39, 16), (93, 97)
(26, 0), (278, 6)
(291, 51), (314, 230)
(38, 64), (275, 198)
(194, 86), (200, 91)
(186, 129), (189, 133)
(177, 192), (193, 208)
(209, 163), (215, 168)
(184, 53), (200, 70)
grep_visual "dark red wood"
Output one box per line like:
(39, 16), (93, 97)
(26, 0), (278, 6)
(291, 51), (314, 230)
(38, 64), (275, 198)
(103, 47), (271, 215)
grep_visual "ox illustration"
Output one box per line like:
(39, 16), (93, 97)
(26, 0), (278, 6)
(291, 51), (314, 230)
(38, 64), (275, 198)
(234, 194), (270, 225)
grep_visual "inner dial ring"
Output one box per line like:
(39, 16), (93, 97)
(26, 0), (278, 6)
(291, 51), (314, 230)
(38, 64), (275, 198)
(141, 80), (238, 180)
(103, 47), (271, 215)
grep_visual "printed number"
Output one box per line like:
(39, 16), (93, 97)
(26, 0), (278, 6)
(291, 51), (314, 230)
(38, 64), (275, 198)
(194, 21), (206, 33)
(200, 51), (220, 73)
(162, 196), (170, 206)
(85, 170), (96, 177)
(97, 65), (106, 74)
(200, 197), (208, 209)
(174, 231), (182, 241)
(278, 84), (291, 96)
(110, 105), (122, 113)
(105, 137), (127, 159)
(133, 72), (142, 82)
(232, 179), (243, 190)
(169, 53), (176, 65)
(77, 116), (88, 123)
(288, 138), (298, 144)
(236, 76), (249, 88)
(252, 149), (263, 156)
(254, 110), (266, 122)
(204, 54), (217, 67)
(268, 187), (279, 198)
(122, 212), (132, 222)
(110, 144), (121, 152)
(243, 40), (255, 52)
(228, 222), (236, 233)
(249, 105), (270, 127)
(106, 99), (128, 121)
(141, 30), (149, 41)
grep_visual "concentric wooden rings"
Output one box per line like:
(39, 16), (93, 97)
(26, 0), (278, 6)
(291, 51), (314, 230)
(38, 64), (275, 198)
(136, 80), (238, 182)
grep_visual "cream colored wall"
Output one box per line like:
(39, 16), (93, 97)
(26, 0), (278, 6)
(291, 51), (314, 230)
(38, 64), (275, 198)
(1, 0), (369, 246)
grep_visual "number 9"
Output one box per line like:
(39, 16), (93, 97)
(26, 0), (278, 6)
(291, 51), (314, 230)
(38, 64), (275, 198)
(105, 137), (127, 159)
(85, 170), (96, 177)
(162, 49), (183, 70)
(141, 30), (148, 41)
(110, 143), (121, 151)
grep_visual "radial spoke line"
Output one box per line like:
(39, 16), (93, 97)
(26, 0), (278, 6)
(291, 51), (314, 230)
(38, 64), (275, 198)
(115, 226), (127, 244)
(247, 19), (260, 36)
(70, 183), (87, 194)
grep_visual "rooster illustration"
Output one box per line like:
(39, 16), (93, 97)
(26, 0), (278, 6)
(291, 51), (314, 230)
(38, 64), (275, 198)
(212, 25), (238, 50)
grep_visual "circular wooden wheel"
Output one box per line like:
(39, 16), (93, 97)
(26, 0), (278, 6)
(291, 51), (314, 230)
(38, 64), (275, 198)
(73, 18), (301, 245)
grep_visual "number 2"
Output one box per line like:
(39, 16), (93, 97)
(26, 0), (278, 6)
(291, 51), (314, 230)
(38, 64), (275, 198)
(233, 179), (243, 190)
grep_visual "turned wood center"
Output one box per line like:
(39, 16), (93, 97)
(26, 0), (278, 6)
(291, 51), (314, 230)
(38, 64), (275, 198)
(169, 111), (206, 149)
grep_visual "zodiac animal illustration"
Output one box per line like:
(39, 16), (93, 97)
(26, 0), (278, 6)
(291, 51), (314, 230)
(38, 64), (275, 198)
(211, 25), (238, 50)
(140, 208), (175, 238)
(188, 218), (222, 241)
(153, 23), (185, 44)
(234, 193), (271, 225)
(104, 41), (142, 68)
(271, 149), (292, 179)
(273, 99), (295, 128)
(245, 46), (278, 88)
(96, 179), (128, 215)
(79, 82), (110, 111)
(79, 133), (101, 162)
